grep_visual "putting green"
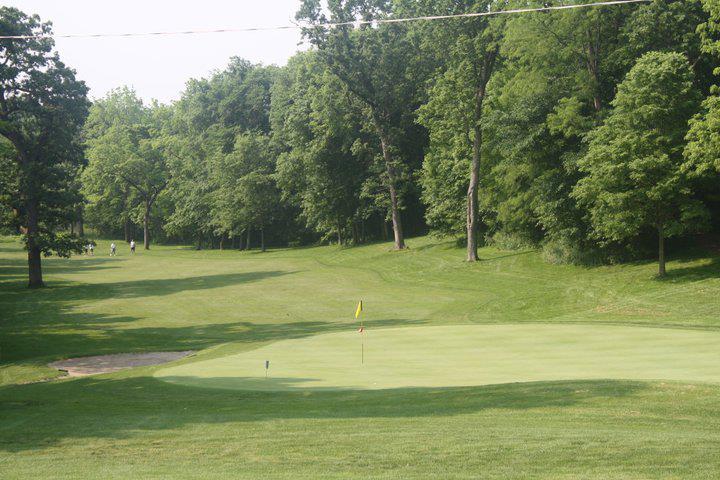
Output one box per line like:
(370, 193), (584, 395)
(155, 325), (720, 391)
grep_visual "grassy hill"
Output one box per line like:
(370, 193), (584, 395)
(1, 236), (720, 478)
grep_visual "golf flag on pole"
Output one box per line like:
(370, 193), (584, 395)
(355, 300), (365, 364)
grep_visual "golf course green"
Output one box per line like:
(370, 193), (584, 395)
(157, 324), (720, 391)
(2, 235), (720, 478)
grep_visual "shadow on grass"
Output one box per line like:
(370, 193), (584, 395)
(609, 246), (720, 283)
(0, 375), (648, 452)
(0, 317), (424, 363)
(658, 256), (720, 283)
(0, 256), (123, 287)
(0, 262), (303, 362)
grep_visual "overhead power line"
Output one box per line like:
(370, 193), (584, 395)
(0, 0), (650, 40)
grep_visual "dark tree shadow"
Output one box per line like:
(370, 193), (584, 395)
(657, 256), (720, 283)
(52, 270), (296, 301)
(0, 375), (648, 453)
(0, 317), (425, 362)
(0, 256), (122, 286)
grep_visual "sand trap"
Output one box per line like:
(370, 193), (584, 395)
(50, 351), (194, 377)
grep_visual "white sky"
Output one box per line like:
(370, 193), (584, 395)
(6, 0), (306, 103)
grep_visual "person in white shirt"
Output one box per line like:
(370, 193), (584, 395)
(130, 239), (136, 254)
(110, 242), (116, 256)
(88, 243), (94, 256)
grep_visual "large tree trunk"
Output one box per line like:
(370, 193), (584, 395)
(467, 111), (482, 262)
(246, 228), (252, 251)
(376, 135), (405, 250)
(658, 224), (666, 277)
(466, 45), (498, 261)
(25, 200), (43, 288)
(143, 200), (150, 250)
(337, 220), (343, 246)
(124, 218), (131, 243)
(219, 233), (226, 251)
(260, 228), (266, 252)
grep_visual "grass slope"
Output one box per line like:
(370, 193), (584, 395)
(1, 236), (720, 479)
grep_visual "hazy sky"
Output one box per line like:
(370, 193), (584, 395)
(6, 0), (306, 103)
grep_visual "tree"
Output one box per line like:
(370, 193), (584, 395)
(210, 132), (278, 248)
(0, 7), (89, 287)
(442, 1), (635, 259)
(164, 59), (279, 248)
(84, 88), (168, 250)
(272, 52), (371, 245)
(573, 52), (705, 276)
(418, 0), (506, 261)
(161, 126), (215, 248)
(620, 0), (710, 80)
(685, 96), (720, 175)
(81, 87), (143, 241)
(699, 0), (720, 68)
(685, 0), (720, 183)
(684, 96), (720, 230)
(297, 0), (429, 250)
(236, 171), (280, 252)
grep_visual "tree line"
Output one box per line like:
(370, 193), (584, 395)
(2, 0), (720, 287)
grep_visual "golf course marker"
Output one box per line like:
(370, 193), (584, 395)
(355, 300), (364, 365)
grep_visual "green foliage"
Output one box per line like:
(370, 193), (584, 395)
(685, 95), (720, 176)
(83, 88), (168, 246)
(10, 0), (715, 265)
(0, 7), (89, 285)
(574, 52), (706, 251)
(210, 132), (279, 236)
(700, 0), (720, 75)
(272, 52), (373, 243)
(298, 0), (433, 247)
(684, 94), (720, 224)
(417, 1), (505, 237)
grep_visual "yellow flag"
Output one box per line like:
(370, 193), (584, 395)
(355, 300), (363, 319)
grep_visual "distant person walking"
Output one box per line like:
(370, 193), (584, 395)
(88, 243), (94, 256)
(130, 239), (136, 254)
(110, 242), (117, 256)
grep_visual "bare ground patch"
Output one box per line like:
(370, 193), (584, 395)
(49, 351), (195, 377)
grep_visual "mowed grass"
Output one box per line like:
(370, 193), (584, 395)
(1, 235), (720, 478)
(156, 324), (720, 391)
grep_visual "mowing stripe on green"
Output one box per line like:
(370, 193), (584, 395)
(154, 324), (720, 391)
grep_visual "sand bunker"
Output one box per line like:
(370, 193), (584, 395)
(50, 351), (194, 377)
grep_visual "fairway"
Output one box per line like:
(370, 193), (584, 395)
(156, 324), (720, 391)
(3, 237), (720, 479)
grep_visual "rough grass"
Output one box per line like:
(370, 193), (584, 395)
(1, 235), (720, 479)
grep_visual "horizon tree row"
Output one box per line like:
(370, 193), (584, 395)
(3, 0), (720, 286)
